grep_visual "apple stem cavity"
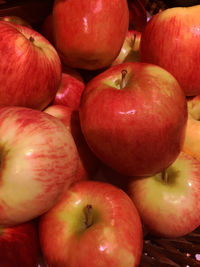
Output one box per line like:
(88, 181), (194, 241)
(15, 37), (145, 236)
(84, 204), (93, 228)
(120, 69), (128, 89)
(29, 36), (35, 43)
(162, 169), (168, 184)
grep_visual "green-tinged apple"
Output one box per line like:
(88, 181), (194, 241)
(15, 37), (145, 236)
(0, 106), (78, 226)
(0, 220), (40, 267)
(140, 5), (200, 96)
(0, 21), (61, 110)
(79, 62), (188, 177)
(126, 152), (200, 238)
(0, 15), (32, 28)
(182, 95), (200, 161)
(39, 180), (143, 267)
(52, 71), (85, 110)
(44, 104), (99, 182)
(52, 0), (129, 70)
(111, 30), (141, 66)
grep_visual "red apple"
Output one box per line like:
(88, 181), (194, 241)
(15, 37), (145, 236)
(44, 104), (99, 182)
(0, 106), (78, 226)
(111, 30), (141, 66)
(0, 220), (41, 267)
(0, 15), (32, 28)
(127, 152), (200, 238)
(0, 21), (61, 110)
(52, 0), (129, 70)
(79, 62), (188, 177)
(52, 72), (85, 110)
(39, 180), (143, 267)
(140, 5), (200, 96)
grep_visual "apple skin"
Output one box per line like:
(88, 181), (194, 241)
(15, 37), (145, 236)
(0, 21), (61, 110)
(44, 104), (99, 182)
(111, 30), (141, 66)
(126, 152), (200, 238)
(140, 5), (200, 96)
(79, 62), (188, 177)
(39, 180), (143, 267)
(0, 220), (41, 267)
(0, 16), (32, 28)
(52, 72), (85, 110)
(52, 0), (129, 70)
(0, 106), (78, 226)
(182, 96), (200, 161)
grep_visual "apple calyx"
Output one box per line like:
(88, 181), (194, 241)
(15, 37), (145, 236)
(162, 169), (168, 184)
(83, 204), (93, 228)
(120, 69), (128, 89)
(29, 36), (34, 43)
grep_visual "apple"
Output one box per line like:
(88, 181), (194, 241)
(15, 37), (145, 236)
(140, 5), (200, 96)
(44, 104), (99, 182)
(52, 0), (129, 70)
(182, 96), (200, 161)
(127, 0), (147, 32)
(52, 71), (85, 110)
(0, 15), (32, 28)
(111, 30), (141, 66)
(0, 21), (61, 110)
(0, 106), (78, 226)
(79, 62), (188, 177)
(39, 180), (143, 267)
(126, 151), (200, 238)
(0, 220), (41, 267)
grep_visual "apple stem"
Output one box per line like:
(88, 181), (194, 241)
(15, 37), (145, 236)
(120, 69), (127, 89)
(84, 204), (93, 228)
(162, 169), (168, 184)
(29, 36), (34, 43)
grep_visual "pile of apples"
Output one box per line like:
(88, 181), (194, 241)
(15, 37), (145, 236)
(0, 0), (200, 266)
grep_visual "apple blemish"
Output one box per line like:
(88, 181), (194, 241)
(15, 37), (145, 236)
(29, 36), (34, 43)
